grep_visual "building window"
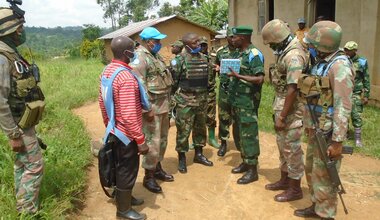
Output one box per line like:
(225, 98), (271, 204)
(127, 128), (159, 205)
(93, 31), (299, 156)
(258, 0), (274, 33)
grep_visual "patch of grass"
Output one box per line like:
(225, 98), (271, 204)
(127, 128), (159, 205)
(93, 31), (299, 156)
(346, 105), (380, 159)
(258, 83), (275, 133)
(0, 58), (104, 219)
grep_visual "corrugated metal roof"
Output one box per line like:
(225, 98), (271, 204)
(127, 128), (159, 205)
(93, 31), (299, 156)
(99, 15), (218, 40)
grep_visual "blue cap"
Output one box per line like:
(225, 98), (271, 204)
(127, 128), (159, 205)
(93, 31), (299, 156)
(139, 27), (167, 40)
(298, 18), (306, 24)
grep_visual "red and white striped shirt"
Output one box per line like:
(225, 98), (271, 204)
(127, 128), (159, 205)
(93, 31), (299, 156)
(98, 60), (145, 145)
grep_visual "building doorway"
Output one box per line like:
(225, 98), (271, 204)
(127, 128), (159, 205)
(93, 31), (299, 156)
(315, 0), (336, 21)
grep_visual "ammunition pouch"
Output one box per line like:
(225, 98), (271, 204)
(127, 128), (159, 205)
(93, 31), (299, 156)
(18, 100), (45, 129)
(178, 55), (209, 91)
(271, 62), (287, 94)
(298, 74), (332, 107)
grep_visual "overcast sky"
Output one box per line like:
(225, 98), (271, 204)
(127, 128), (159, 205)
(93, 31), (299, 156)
(0, 0), (179, 28)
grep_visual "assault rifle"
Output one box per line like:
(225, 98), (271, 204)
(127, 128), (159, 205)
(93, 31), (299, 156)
(305, 93), (352, 214)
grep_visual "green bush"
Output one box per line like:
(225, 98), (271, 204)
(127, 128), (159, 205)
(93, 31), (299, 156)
(0, 58), (104, 219)
(80, 39), (105, 60)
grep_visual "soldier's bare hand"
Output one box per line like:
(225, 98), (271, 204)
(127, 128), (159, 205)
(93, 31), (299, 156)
(213, 64), (220, 72)
(327, 141), (343, 160)
(362, 97), (369, 105)
(146, 110), (154, 122)
(9, 137), (25, 152)
(227, 67), (238, 78)
(274, 117), (286, 131)
(138, 142), (149, 155)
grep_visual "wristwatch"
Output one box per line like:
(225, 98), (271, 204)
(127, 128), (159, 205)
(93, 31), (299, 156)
(8, 128), (22, 140)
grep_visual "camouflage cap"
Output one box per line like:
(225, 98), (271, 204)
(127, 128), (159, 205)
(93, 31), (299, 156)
(305, 21), (342, 53)
(297, 18), (306, 24)
(344, 41), (358, 50)
(199, 36), (208, 44)
(261, 19), (290, 45)
(171, 40), (184, 48)
(0, 7), (25, 37)
(232, 25), (253, 35)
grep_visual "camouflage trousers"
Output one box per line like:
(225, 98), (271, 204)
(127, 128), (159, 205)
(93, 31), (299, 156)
(14, 127), (44, 214)
(218, 87), (232, 141)
(305, 129), (341, 219)
(175, 103), (207, 152)
(231, 107), (260, 165)
(206, 89), (217, 128)
(351, 94), (363, 128)
(275, 120), (304, 180)
(142, 112), (169, 170)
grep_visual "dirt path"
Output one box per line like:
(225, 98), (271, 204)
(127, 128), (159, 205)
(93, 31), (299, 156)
(72, 102), (380, 220)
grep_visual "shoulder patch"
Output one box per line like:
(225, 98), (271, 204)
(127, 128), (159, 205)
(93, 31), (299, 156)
(249, 48), (264, 63)
(358, 57), (367, 67)
(171, 59), (177, 66)
(132, 54), (140, 65)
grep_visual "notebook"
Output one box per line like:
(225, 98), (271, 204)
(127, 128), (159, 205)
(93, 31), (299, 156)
(220, 59), (241, 74)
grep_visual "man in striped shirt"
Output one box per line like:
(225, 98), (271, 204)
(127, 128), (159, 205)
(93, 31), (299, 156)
(99, 35), (151, 220)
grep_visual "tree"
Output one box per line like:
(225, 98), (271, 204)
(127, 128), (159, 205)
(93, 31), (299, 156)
(189, 0), (228, 31)
(82, 24), (102, 41)
(97, 0), (124, 30)
(158, 2), (175, 17)
(98, 0), (160, 29)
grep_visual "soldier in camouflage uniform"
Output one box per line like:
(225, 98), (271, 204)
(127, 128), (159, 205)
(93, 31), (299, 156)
(344, 41), (370, 147)
(295, 21), (354, 220)
(200, 36), (220, 148)
(0, 7), (45, 214)
(261, 19), (306, 202)
(227, 26), (265, 184)
(130, 27), (174, 193)
(171, 33), (213, 173)
(169, 40), (184, 126)
(214, 28), (237, 156)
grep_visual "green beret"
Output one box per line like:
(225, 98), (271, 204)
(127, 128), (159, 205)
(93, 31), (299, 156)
(232, 25), (253, 35)
(170, 40), (184, 47)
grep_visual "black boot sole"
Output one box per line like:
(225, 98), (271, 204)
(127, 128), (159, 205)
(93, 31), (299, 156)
(193, 159), (214, 166)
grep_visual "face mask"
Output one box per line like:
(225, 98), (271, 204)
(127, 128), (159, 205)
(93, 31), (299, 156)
(308, 47), (317, 58)
(17, 29), (26, 46)
(150, 42), (162, 54)
(187, 45), (201, 54)
(124, 50), (137, 62)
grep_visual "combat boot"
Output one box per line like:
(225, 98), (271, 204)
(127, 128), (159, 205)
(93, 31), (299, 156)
(231, 162), (248, 174)
(294, 203), (319, 218)
(143, 169), (162, 193)
(193, 146), (213, 166)
(354, 127), (363, 147)
(115, 188), (147, 220)
(207, 127), (220, 148)
(178, 152), (187, 173)
(237, 164), (258, 184)
(274, 178), (303, 202)
(265, 171), (289, 191)
(217, 140), (227, 157)
(154, 162), (174, 182)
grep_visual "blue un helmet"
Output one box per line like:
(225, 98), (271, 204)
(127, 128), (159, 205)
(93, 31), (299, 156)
(139, 27), (167, 40)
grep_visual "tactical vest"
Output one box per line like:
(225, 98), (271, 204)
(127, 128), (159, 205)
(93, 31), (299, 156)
(298, 53), (349, 110)
(271, 44), (306, 95)
(142, 49), (173, 95)
(178, 52), (208, 92)
(0, 49), (45, 129)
